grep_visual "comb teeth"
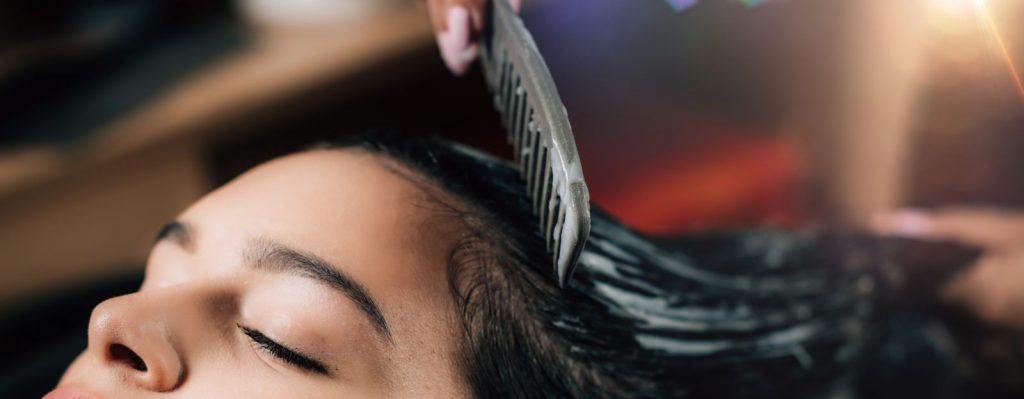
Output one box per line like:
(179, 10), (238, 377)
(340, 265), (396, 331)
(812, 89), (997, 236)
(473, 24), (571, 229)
(479, 0), (591, 287)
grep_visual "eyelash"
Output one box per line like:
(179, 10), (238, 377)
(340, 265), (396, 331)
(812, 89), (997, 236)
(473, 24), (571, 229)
(238, 325), (330, 375)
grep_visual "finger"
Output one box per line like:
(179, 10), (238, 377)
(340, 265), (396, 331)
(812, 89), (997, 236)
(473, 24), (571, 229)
(436, 5), (479, 76)
(942, 255), (1009, 323)
(930, 208), (1024, 249)
(942, 255), (997, 303)
(873, 207), (1024, 250)
(871, 208), (934, 238)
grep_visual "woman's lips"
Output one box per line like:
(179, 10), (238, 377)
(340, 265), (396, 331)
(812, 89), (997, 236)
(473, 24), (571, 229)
(42, 385), (103, 399)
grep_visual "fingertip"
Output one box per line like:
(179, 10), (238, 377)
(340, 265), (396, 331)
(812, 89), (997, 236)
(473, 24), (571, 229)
(439, 42), (478, 76)
(437, 5), (477, 76)
(872, 208), (935, 238)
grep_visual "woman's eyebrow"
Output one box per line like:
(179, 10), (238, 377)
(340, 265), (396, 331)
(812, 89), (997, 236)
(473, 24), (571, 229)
(244, 237), (394, 343)
(155, 221), (195, 250)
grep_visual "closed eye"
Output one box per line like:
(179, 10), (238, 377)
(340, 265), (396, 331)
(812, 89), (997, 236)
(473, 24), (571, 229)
(239, 325), (330, 376)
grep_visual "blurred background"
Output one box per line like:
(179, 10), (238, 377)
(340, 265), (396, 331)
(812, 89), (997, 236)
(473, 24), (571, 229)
(0, 0), (501, 307)
(1, 0), (1024, 394)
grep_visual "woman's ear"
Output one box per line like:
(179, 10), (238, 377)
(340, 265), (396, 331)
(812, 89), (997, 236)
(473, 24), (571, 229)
(423, 0), (520, 76)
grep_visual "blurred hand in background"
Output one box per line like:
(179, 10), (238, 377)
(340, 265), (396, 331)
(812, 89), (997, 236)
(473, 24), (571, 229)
(875, 207), (1024, 332)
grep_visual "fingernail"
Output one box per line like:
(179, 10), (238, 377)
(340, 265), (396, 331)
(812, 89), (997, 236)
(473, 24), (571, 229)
(438, 6), (475, 75)
(457, 44), (479, 64)
(877, 209), (934, 237)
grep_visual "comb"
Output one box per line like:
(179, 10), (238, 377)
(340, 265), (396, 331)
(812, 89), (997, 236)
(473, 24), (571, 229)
(478, 0), (591, 287)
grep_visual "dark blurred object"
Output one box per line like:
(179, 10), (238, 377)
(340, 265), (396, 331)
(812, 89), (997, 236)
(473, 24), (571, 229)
(0, 270), (143, 399)
(881, 238), (1024, 395)
(0, 0), (242, 146)
(941, 308), (1024, 390)
(888, 239), (1024, 390)
(204, 57), (507, 186)
(856, 314), (1024, 399)
(885, 238), (982, 305)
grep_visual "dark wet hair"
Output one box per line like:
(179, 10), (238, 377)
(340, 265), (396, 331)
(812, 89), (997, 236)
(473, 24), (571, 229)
(324, 131), (889, 398)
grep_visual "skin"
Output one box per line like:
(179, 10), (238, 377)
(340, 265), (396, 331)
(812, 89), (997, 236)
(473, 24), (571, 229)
(54, 150), (471, 398)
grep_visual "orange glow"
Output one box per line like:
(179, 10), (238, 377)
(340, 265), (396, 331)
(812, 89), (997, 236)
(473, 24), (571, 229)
(593, 136), (803, 235)
(975, 0), (1024, 104)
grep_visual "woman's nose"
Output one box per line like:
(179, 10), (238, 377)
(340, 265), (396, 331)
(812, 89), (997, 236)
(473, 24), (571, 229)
(87, 293), (185, 392)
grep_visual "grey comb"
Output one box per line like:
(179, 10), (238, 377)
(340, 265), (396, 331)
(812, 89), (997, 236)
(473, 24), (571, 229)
(478, 0), (591, 287)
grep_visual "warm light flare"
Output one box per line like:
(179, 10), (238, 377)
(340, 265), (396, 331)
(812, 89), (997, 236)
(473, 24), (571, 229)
(974, 0), (1024, 105)
(934, 0), (977, 15)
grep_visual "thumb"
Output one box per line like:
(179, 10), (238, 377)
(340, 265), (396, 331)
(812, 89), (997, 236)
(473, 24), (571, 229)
(436, 5), (479, 76)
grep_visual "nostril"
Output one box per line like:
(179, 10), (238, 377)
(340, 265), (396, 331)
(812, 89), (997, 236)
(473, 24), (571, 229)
(110, 343), (148, 372)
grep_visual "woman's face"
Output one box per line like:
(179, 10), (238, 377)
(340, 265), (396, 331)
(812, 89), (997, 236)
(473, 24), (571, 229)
(51, 150), (470, 398)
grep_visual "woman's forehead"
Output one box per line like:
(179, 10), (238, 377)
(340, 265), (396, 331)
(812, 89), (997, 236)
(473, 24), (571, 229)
(181, 150), (466, 269)
(193, 151), (421, 230)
